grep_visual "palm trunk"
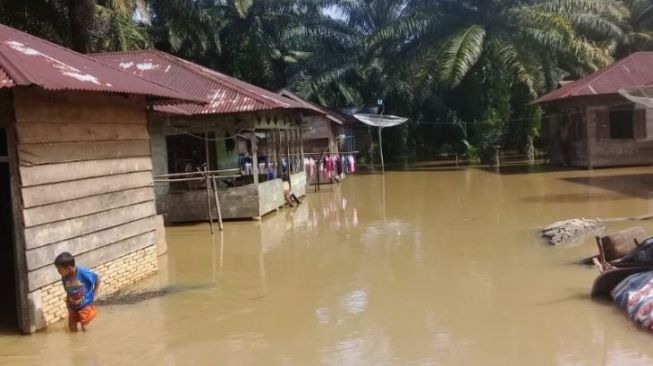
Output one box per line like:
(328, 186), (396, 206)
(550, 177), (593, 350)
(67, 0), (95, 53)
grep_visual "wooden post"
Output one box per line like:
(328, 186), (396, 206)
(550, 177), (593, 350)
(205, 169), (214, 234)
(5, 93), (31, 332)
(299, 124), (305, 172)
(586, 106), (593, 170)
(276, 129), (282, 178)
(204, 132), (211, 170)
(211, 176), (224, 231)
(251, 132), (259, 185)
(286, 129), (291, 175)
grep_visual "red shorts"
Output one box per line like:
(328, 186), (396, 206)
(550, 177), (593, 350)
(69, 305), (97, 326)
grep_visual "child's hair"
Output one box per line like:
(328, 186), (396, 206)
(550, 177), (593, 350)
(54, 252), (75, 268)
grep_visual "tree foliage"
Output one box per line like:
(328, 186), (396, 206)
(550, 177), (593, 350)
(1, 0), (651, 161)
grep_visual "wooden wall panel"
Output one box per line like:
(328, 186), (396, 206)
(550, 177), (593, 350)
(12, 89), (160, 297)
(16, 122), (149, 143)
(27, 232), (156, 291)
(20, 157), (152, 187)
(25, 217), (156, 271)
(23, 187), (154, 227)
(24, 201), (156, 249)
(22, 171), (153, 208)
(18, 140), (151, 166)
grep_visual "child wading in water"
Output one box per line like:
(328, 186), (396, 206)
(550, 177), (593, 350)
(54, 252), (100, 332)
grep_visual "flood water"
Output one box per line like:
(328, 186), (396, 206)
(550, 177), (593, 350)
(5, 163), (653, 365)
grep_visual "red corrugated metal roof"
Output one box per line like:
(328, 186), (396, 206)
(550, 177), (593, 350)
(535, 52), (653, 104)
(278, 89), (343, 125)
(92, 49), (311, 115)
(0, 24), (204, 106)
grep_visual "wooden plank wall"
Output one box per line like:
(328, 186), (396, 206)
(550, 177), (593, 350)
(12, 89), (158, 291)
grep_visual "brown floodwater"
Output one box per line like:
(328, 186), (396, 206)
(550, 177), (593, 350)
(4, 164), (653, 365)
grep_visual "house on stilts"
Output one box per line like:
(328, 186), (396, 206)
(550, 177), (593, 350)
(0, 24), (203, 333)
(93, 50), (323, 223)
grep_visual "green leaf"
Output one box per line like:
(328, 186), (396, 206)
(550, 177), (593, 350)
(439, 25), (486, 87)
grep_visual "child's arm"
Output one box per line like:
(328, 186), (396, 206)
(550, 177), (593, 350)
(93, 275), (101, 296)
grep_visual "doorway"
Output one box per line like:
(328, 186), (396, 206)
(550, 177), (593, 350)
(0, 127), (18, 331)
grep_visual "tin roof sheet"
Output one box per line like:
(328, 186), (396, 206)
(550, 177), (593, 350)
(93, 49), (311, 115)
(535, 52), (653, 104)
(0, 24), (204, 105)
(278, 89), (343, 125)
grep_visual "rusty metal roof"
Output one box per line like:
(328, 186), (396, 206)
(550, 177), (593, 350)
(278, 89), (344, 125)
(92, 49), (312, 115)
(0, 24), (204, 106)
(535, 52), (653, 104)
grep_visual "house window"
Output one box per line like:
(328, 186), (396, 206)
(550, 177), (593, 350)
(609, 108), (634, 139)
(166, 133), (217, 190)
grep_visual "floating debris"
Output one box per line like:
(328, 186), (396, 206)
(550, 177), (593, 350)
(542, 218), (606, 246)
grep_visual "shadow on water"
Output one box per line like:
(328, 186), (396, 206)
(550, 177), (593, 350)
(478, 162), (577, 175)
(522, 192), (628, 204)
(562, 173), (653, 200)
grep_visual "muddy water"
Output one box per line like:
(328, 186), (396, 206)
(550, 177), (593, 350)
(4, 165), (653, 365)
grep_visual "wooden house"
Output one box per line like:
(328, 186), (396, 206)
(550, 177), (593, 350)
(0, 24), (202, 333)
(93, 50), (321, 223)
(535, 52), (653, 168)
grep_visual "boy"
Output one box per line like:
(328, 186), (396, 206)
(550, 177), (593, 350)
(54, 252), (100, 332)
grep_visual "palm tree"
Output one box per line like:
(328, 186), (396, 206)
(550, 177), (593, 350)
(615, 0), (653, 57)
(391, 0), (626, 97)
(149, 0), (219, 59)
(0, 0), (151, 52)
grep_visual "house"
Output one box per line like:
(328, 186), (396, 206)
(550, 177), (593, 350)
(535, 52), (653, 168)
(0, 24), (202, 333)
(277, 90), (356, 184)
(93, 50), (321, 223)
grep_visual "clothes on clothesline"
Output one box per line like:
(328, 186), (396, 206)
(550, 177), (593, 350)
(303, 154), (356, 184)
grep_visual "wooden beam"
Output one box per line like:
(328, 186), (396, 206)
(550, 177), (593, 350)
(22, 171), (153, 208)
(20, 157), (152, 187)
(5, 91), (31, 333)
(13, 102), (145, 125)
(16, 122), (149, 143)
(18, 140), (151, 166)
(24, 201), (156, 249)
(23, 187), (154, 227)
(25, 216), (156, 271)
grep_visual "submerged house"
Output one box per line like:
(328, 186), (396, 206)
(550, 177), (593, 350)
(94, 50), (320, 223)
(535, 52), (653, 168)
(0, 24), (202, 333)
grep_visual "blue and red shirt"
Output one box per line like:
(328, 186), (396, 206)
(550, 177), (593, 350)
(61, 266), (98, 310)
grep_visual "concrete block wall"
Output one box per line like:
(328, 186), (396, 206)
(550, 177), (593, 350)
(36, 246), (157, 327)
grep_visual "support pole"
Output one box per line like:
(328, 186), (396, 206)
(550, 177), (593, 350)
(378, 127), (385, 173)
(205, 169), (214, 234)
(251, 132), (259, 185)
(211, 176), (224, 231)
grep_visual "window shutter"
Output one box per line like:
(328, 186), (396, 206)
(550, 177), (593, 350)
(595, 109), (610, 140)
(634, 109), (647, 139)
